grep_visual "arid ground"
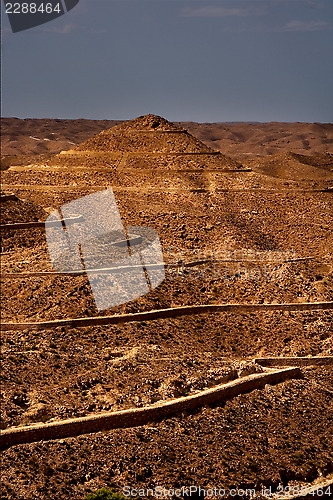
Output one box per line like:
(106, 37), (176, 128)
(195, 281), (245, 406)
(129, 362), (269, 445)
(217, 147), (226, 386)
(1, 116), (333, 500)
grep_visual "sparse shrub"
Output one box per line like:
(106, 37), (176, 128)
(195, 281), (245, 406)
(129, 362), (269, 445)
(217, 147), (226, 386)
(84, 487), (129, 500)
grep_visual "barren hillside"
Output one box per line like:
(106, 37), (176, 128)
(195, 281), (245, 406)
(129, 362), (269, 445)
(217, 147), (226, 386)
(1, 115), (332, 500)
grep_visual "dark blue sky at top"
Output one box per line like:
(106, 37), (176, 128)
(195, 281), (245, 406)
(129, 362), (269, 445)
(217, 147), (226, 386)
(1, 0), (333, 122)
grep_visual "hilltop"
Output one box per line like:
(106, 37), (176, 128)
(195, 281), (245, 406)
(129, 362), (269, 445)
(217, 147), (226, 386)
(74, 114), (215, 154)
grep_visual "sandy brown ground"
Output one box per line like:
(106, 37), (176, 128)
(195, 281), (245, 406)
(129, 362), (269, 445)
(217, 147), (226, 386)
(2, 117), (333, 159)
(1, 115), (333, 499)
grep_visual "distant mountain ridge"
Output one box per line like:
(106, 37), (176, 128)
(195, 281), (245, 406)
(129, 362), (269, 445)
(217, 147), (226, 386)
(1, 117), (332, 159)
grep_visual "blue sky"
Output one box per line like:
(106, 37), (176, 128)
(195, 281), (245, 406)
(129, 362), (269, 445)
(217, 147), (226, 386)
(1, 0), (333, 122)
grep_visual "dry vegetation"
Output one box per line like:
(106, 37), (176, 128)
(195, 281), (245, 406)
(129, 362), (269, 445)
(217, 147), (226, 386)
(1, 115), (333, 500)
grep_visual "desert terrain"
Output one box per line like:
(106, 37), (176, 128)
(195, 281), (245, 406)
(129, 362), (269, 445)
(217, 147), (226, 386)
(1, 115), (333, 500)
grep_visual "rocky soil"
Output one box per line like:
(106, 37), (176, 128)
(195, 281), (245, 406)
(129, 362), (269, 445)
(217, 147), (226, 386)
(0, 115), (332, 500)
